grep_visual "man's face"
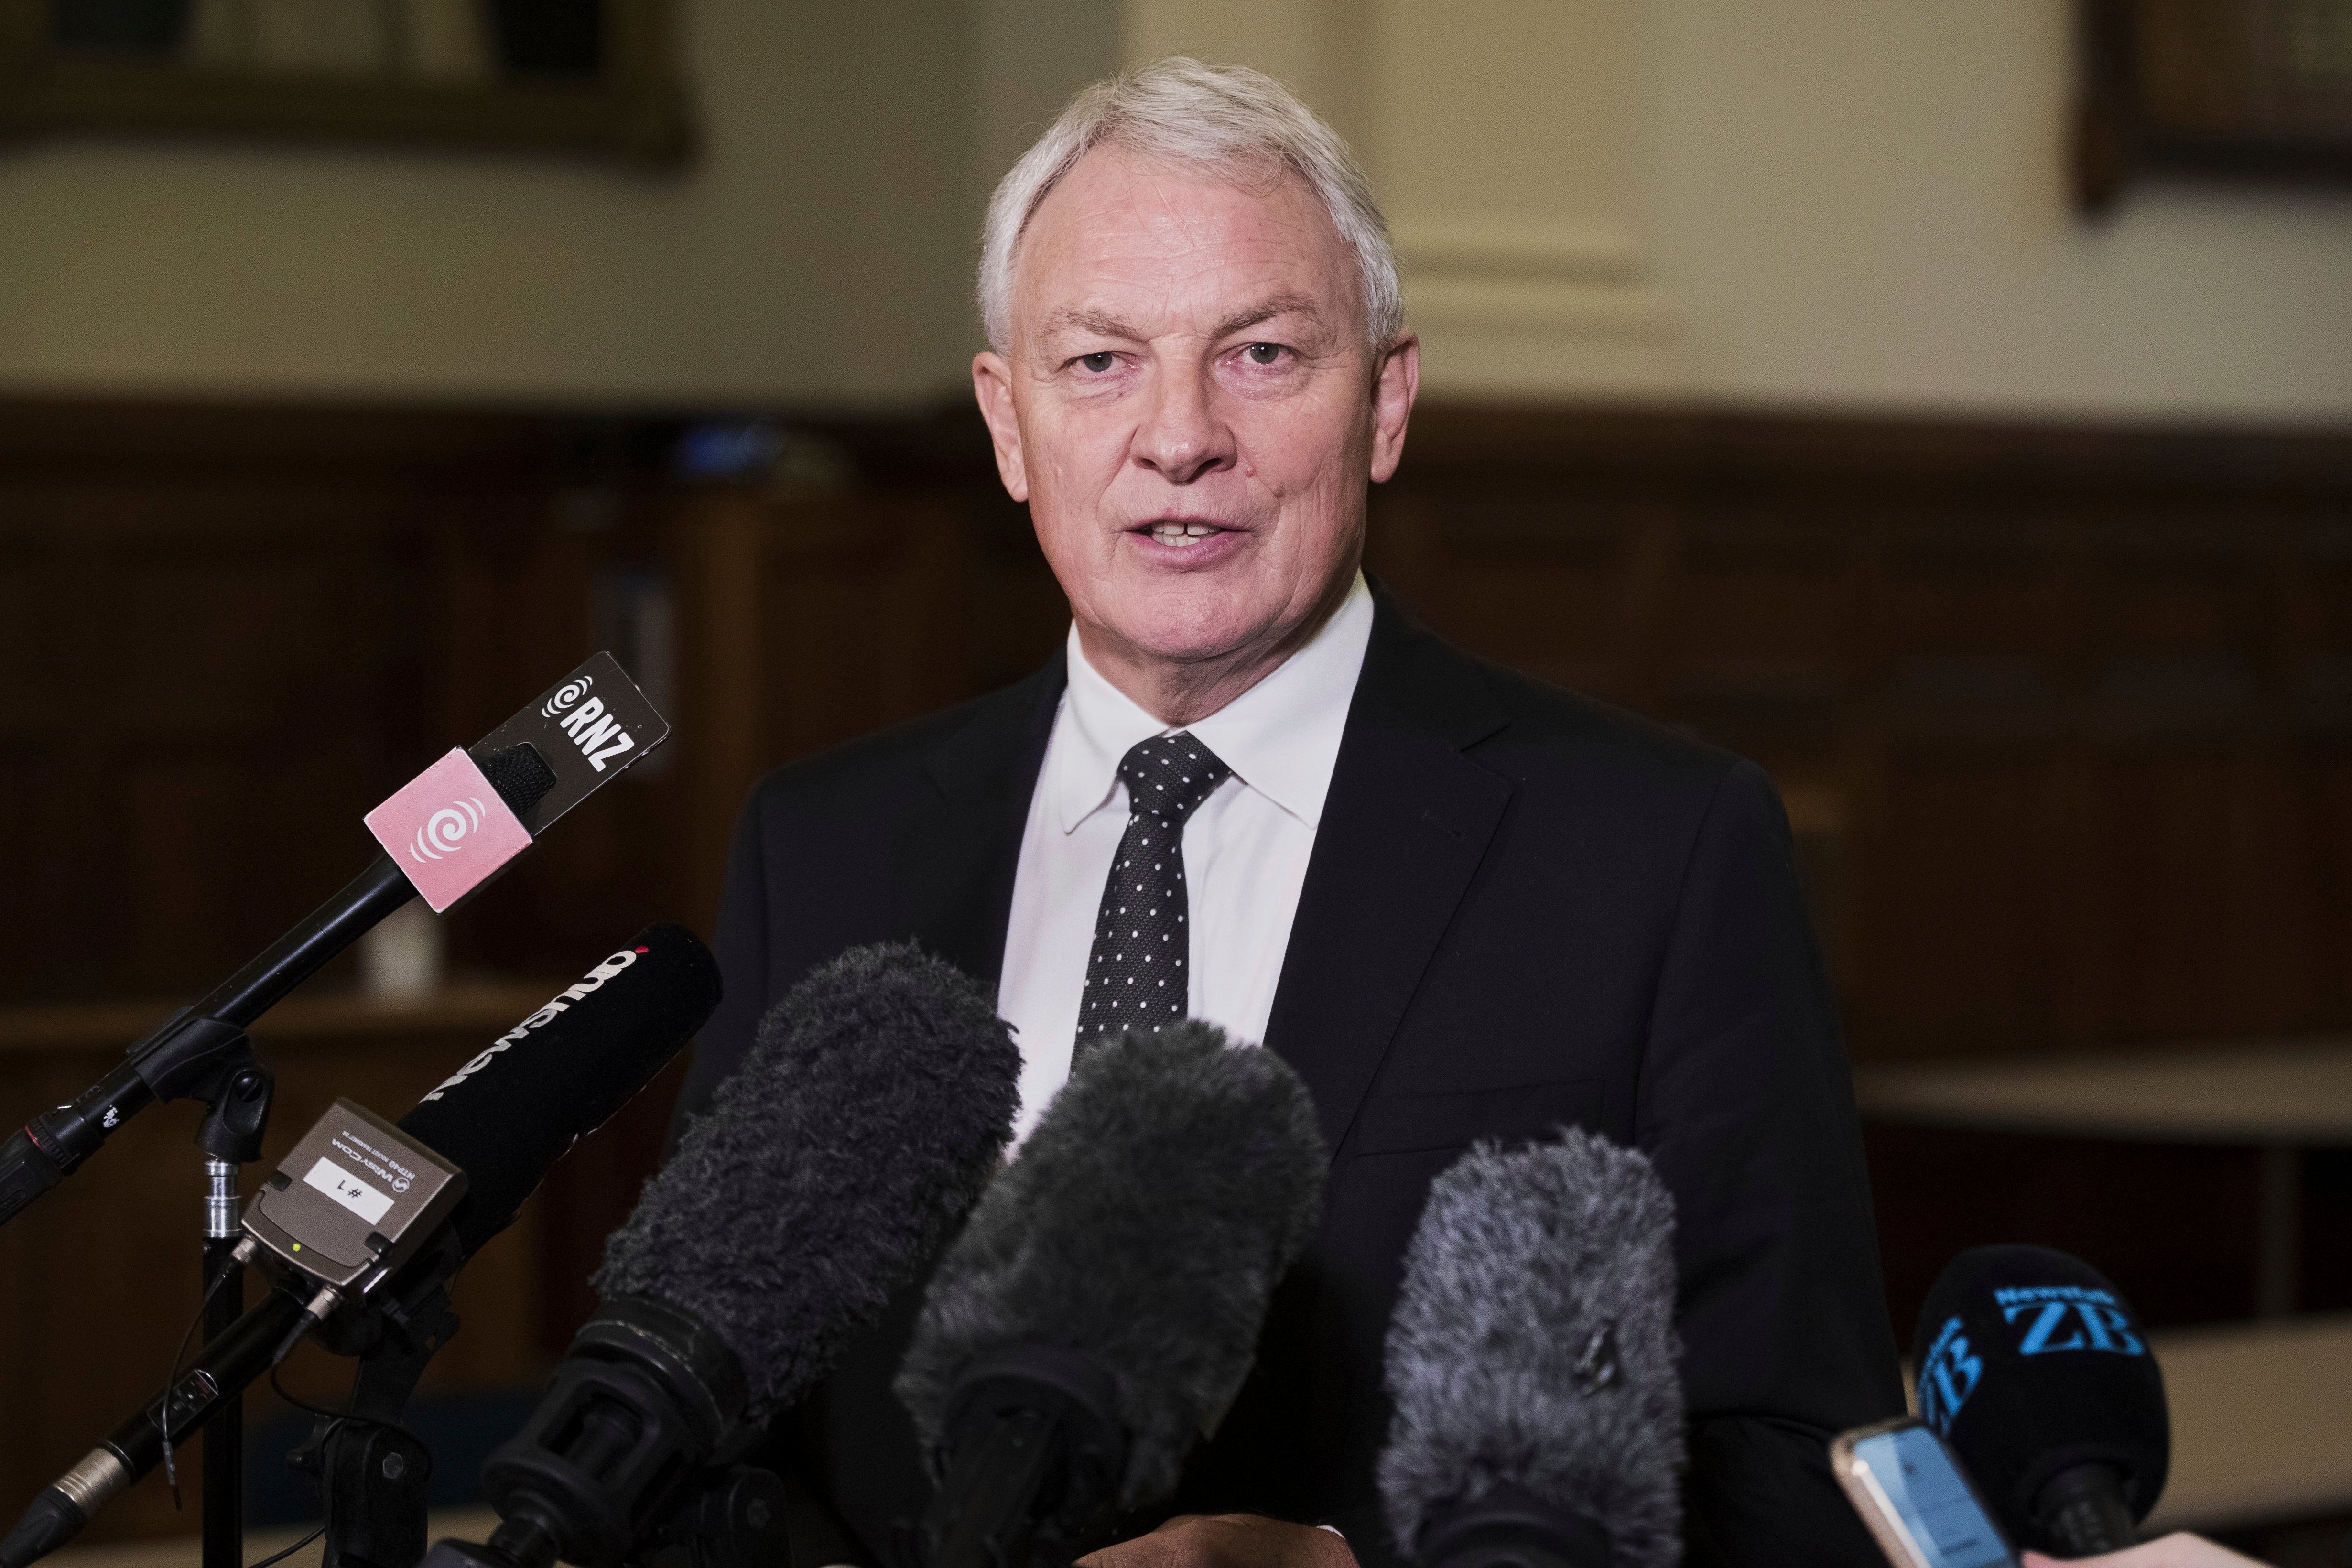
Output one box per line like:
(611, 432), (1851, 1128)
(974, 147), (1417, 681)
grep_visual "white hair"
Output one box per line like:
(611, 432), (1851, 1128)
(977, 56), (1403, 354)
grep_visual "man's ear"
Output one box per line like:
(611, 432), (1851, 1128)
(972, 351), (1030, 502)
(1367, 333), (1420, 485)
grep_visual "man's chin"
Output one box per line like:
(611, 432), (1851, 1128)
(1095, 602), (1274, 673)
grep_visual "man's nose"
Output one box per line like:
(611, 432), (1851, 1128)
(1132, 367), (1233, 485)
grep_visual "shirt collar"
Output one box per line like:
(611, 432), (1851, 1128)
(1048, 571), (1374, 834)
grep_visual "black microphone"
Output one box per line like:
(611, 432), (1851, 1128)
(0, 924), (721, 1568)
(0, 651), (672, 1225)
(895, 1022), (1328, 1568)
(1913, 1245), (2168, 1557)
(423, 941), (1023, 1568)
(1378, 1129), (1685, 1568)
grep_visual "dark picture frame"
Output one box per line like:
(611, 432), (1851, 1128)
(2076, 0), (2352, 211)
(0, 0), (692, 165)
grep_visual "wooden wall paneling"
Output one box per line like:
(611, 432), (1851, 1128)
(2040, 536), (2112, 1054)
(1671, 506), (1851, 748)
(954, 494), (1069, 699)
(673, 490), (770, 937)
(2080, 521), (2285, 1041)
(1612, 502), (1684, 720)
(1853, 518), (2071, 1059)
(1853, 746), (2063, 1060)
(0, 497), (431, 1002)
(2301, 745), (2352, 1024)
(751, 496), (969, 766)
(1866, 1124), (2266, 1335)
(1402, 484), (1637, 701)
(2282, 521), (2352, 1023)
(1359, 491), (1442, 618)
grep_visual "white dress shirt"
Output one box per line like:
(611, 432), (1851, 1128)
(996, 573), (1375, 1145)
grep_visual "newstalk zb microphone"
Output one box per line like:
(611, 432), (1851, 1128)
(0, 651), (671, 1226)
(1913, 1245), (2169, 1557)
(895, 1021), (1328, 1568)
(1379, 1129), (1685, 1568)
(0, 924), (721, 1568)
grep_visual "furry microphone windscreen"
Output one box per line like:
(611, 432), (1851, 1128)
(593, 942), (1021, 1427)
(894, 1022), (1327, 1508)
(1380, 1129), (1685, 1568)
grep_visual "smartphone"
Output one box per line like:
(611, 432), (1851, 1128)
(1830, 1416), (2019, 1568)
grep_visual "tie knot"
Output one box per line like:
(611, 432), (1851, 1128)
(1118, 731), (1230, 825)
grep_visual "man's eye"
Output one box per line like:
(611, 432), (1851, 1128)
(1078, 352), (1117, 373)
(1242, 343), (1284, 366)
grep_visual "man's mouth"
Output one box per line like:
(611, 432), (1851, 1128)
(1142, 522), (1225, 548)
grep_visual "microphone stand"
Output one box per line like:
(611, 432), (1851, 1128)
(195, 1063), (277, 1568)
(204, 1162), (248, 1568)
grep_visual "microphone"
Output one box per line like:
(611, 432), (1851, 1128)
(423, 941), (1022, 1568)
(0, 924), (721, 1568)
(894, 1022), (1327, 1568)
(1913, 1245), (2168, 1557)
(0, 651), (672, 1225)
(1377, 1129), (1685, 1568)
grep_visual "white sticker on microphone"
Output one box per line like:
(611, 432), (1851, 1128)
(303, 1157), (394, 1225)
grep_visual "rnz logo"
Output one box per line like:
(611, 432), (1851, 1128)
(542, 674), (635, 772)
(1916, 1313), (1980, 1434)
(412, 796), (490, 864)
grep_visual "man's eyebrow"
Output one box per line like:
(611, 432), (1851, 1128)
(1035, 306), (1146, 342)
(1210, 294), (1327, 342)
(1031, 295), (1332, 346)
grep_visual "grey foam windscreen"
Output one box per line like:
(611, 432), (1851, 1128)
(594, 942), (1021, 1426)
(895, 1022), (1327, 1508)
(1380, 1129), (1685, 1568)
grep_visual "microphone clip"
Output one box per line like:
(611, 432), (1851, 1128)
(1418, 1485), (1614, 1568)
(920, 1342), (1127, 1568)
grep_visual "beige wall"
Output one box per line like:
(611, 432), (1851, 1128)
(0, 0), (2346, 420)
(1647, 0), (2352, 421)
(0, 0), (982, 408)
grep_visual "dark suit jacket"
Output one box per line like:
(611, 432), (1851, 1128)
(672, 584), (1906, 1568)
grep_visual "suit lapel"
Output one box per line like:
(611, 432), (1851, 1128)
(893, 653), (1066, 985)
(1263, 590), (1513, 1157)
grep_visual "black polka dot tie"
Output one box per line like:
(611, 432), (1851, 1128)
(1077, 732), (1231, 1047)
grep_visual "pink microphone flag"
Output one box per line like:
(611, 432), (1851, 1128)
(364, 748), (534, 913)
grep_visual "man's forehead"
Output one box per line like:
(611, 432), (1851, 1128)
(1011, 147), (1357, 342)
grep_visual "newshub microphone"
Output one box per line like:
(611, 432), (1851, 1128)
(895, 1022), (1328, 1568)
(1379, 1129), (1684, 1568)
(423, 942), (1022, 1568)
(0, 925), (721, 1568)
(0, 651), (670, 1226)
(1913, 1245), (2168, 1557)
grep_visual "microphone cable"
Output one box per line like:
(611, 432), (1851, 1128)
(158, 1247), (246, 1511)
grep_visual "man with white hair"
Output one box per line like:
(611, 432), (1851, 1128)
(675, 57), (1903, 1568)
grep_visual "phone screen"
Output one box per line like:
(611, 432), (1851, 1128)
(1850, 1425), (2016, 1568)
